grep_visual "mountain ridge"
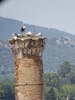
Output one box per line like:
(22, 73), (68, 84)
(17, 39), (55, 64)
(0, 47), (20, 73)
(0, 17), (75, 77)
(0, 17), (75, 41)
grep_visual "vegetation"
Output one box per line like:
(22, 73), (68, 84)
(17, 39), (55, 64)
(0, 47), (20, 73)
(44, 61), (75, 100)
(0, 80), (15, 100)
(0, 61), (75, 100)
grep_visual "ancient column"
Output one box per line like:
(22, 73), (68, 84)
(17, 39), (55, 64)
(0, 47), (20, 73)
(8, 32), (46, 100)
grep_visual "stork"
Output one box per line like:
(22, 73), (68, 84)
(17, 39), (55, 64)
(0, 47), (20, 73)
(21, 24), (26, 32)
(12, 33), (18, 40)
(35, 32), (41, 36)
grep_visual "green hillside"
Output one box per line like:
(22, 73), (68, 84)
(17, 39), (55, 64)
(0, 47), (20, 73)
(0, 17), (75, 73)
(0, 17), (75, 100)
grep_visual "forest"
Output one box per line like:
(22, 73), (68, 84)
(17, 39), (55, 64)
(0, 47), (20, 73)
(44, 61), (75, 100)
(0, 61), (75, 100)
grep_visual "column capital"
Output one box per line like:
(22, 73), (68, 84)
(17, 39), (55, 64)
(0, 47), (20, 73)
(8, 32), (46, 58)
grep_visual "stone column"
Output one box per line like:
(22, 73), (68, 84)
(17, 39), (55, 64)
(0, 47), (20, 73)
(9, 35), (45, 100)
(14, 56), (43, 100)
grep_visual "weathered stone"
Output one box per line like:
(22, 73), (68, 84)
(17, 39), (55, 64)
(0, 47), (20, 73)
(9, 32), (46, 100)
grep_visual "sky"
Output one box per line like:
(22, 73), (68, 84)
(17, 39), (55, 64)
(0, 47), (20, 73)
(0, 0), (75, 35)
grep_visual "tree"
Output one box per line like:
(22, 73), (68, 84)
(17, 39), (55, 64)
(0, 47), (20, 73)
(44, 72), (60, 88)
(0, 80), (15, 100)
(58, 61), (72, 78)
(60, 85), (75, 100)
(46, 87), (56, 100)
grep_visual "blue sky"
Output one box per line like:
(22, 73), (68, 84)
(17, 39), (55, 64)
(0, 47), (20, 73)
(0, 0), (75, 35)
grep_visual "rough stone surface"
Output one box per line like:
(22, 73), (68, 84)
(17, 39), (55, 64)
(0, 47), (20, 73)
(15, 85), (43, 100)
(14, 56), (43, 100)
